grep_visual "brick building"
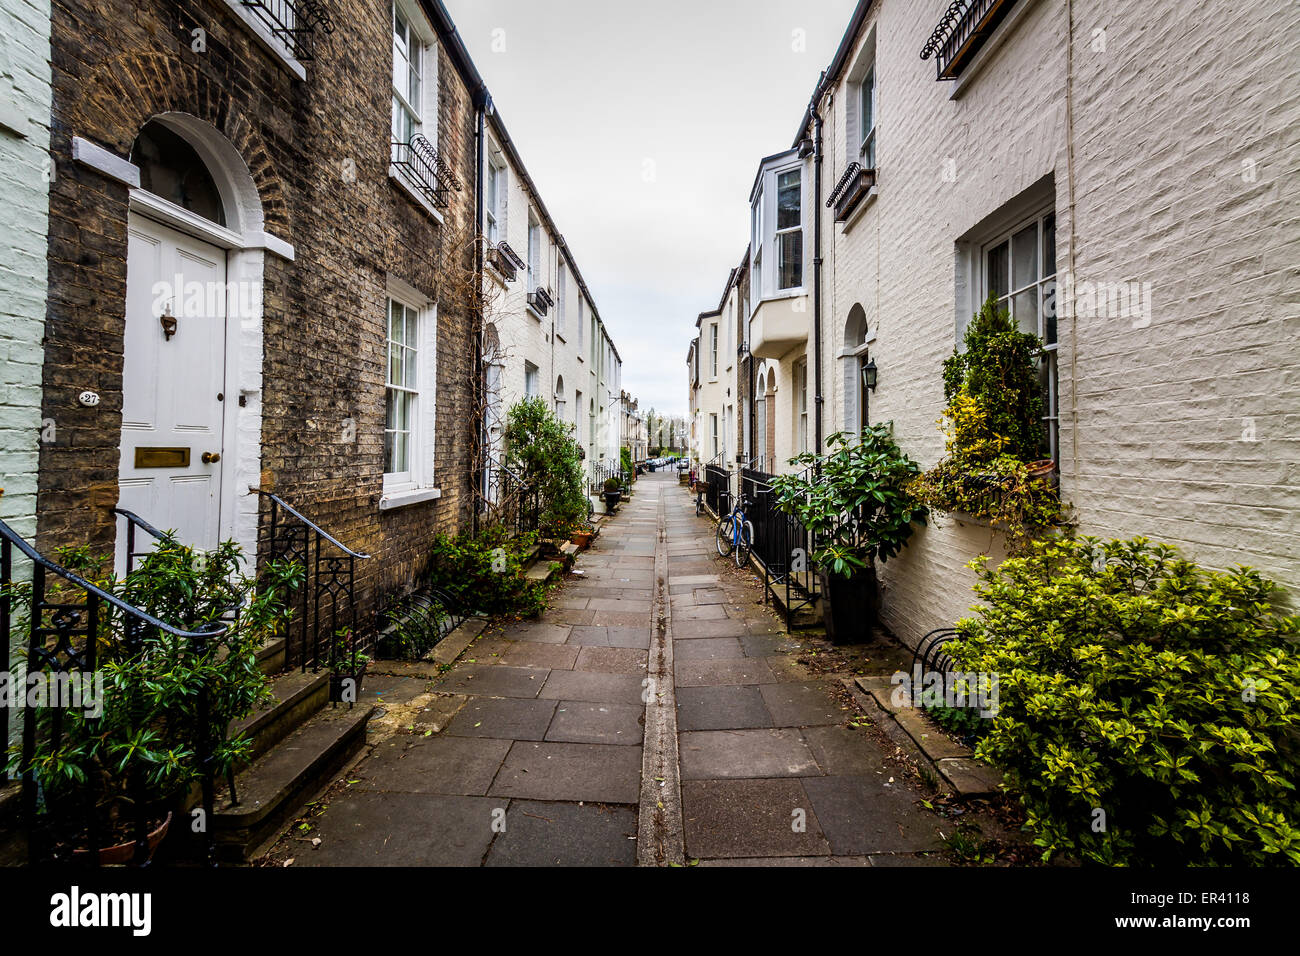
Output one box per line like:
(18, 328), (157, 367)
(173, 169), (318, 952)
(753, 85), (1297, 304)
(34, 0), (487, 615)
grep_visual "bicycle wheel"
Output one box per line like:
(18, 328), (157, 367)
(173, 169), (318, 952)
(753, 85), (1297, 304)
(715, 516), (734, 557)
(735, 520), (754, 568)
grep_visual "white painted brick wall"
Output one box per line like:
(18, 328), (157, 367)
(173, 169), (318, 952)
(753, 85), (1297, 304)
(0, 0), (51, 543)
(805, 0), (1300, 645)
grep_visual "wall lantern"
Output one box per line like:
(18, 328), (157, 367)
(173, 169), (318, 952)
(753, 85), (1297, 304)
(861, 359), (879, 392)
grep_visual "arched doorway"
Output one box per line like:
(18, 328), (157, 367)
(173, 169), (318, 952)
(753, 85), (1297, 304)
(117, 115), (266, 572)
(554, 375), (566, 422)
(842, 304), (871, 435)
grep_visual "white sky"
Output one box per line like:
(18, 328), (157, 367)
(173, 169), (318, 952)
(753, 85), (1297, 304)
(442, 0), (858, 417)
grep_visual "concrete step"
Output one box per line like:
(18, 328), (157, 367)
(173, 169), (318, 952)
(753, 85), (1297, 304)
(524, 559), (562, 584)
(256, 637), (287, 676)
(229, 669), (330, 765)
(213, 703), (374, 862)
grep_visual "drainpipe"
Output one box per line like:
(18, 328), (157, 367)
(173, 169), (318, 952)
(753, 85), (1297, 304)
(472, 90), (489, 535)
(811, 75), (826, 453)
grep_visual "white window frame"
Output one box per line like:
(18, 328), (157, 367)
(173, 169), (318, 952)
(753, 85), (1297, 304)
(389, 0), (441, 219)
(774, 168), (804, 292)
(524, 360), (540, 398)
(485, 150), (506, 244)
(978, 206), (1059, 460)
(527, 211), (542, 295)
(710, 322), (718, 379)
(858, 65), (877, 169)
(795, 358), (809, 454)
(556, 259), (567, 336)
(751, 154), (809, 302)
(382, 283), (439, 507)
(577, 296), (585, 353)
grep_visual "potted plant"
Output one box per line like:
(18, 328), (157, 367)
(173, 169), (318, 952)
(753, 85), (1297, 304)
(769, 426), (926, 645)
(7, 539), (301, 863)
(602, 477), (622, 514)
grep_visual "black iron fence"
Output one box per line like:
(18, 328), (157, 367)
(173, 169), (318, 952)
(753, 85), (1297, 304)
(253, 489), (370, 681)
(240, 0), (335, 61)
(740, 467), (822, 629)
(703, 462), (732, 517)
(1, 518), (229, 864)
(589, 459), (630, 495)
(485, 458), (541, 538)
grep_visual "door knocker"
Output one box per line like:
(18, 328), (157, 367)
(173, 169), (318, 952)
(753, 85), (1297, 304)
(160, 305), (177, 341)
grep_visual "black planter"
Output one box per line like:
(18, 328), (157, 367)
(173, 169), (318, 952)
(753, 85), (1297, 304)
(820, 567), (878, 645)
(603, 491), (621, 513)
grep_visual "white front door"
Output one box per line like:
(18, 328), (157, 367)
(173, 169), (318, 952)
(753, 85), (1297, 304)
(118, 214), (229, 568)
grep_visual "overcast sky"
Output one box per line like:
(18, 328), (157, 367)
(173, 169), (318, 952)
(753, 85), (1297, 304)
(443, 0), (858, 418)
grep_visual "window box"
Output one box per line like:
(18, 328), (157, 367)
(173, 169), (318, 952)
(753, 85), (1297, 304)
(921, 0), (1021, 81)
(489, 241), (525, 283)
(827, 163), (877, 223)
(391, 134), (461, 210)
(527, 287), (554, 318)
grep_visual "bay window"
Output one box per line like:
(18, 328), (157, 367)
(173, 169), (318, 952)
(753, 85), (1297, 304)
(775, 169), (803, 290)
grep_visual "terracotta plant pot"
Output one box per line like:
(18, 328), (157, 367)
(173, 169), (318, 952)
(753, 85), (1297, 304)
(1026, 459), (1056, 480)
(570, 531), (593, 549)
(72, 811), (172, 866)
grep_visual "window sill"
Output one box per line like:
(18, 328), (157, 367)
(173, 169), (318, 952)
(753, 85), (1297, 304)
(221, 0), (307, 81)
(389, 166), (446, 224)
(527, 304), (546, 321)
(839, 185), (878, 235)
(379, 487), (442, 511)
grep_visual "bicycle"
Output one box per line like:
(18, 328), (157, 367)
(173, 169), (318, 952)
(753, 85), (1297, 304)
(715, 496), (754, 568)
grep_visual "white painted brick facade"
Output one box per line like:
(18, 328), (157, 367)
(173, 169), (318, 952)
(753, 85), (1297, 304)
(0, 0), (51, 541)
(733, 0), (1299, 644)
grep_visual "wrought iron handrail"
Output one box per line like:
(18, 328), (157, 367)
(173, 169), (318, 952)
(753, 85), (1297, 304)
(1, 518), (227, 864)
(240, 0), (335, 61)
(251, 489), (369, 684)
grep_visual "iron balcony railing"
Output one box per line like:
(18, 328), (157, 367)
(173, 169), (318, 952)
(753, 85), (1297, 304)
(252, 489), (370, 693)
(240, 0), (335, 61)
(391, 134), (464, 209)
(489, 241), (526, 282)
(826, 161), (876, 222)
(1, 518), (230, 864)
(920, 0), (1020, 80)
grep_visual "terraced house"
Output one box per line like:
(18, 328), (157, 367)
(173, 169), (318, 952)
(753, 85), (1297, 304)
(0, 0), (629, 859)
(479, 105), (625, 492)
(702, 0), (1299, 639)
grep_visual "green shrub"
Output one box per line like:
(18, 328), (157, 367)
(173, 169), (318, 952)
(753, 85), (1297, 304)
(950, 535), (1300, 865)
(503, 397), (588, 536)
(428, 526), (549, 619)
(621, 447), (634, 478)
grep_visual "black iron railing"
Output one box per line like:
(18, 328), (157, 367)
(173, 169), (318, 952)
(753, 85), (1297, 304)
(240, 0), (335, 61)
(252, 489), (369, 687)
(527, 288), (554, 316)
(920, 0), (1019, 80)
(740, 467), (822, 629)
(489, 241), (526, 282)
(391, 134), (464, 208)
(703, 462), (732, 517)
(484, 458), (541, 538)
(374, 583), (471, 660)
(589, 459), (630, 496)
(1, 518), (228, 864)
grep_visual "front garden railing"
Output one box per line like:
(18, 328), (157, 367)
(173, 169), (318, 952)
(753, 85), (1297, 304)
(484, 458), (541, 538)
(1, 518), (229, 865)
(740, 466), (822, 629)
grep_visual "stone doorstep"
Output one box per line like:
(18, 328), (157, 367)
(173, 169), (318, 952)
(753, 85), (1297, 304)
(0, 780), (18, 829)
(212, 703), (375, 862)
(229, 669), (331, 765)
(850, 676), (1003, 799)
(256, 636), (287, 676)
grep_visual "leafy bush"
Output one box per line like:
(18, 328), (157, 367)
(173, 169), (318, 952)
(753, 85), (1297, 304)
(950, 535), (1300, 865)
(769, 426), (926, 579)
(504, 398), (588, 536)
(621, 446), (634, 478)
(912, 296), (1067, 551)
(428, 526), (549, 619)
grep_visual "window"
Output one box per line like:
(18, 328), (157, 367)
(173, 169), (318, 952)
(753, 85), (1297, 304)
(710, 323), (718, 378)
(485, 154), (506, 243)
(982, 209), (1058, 458)
(577, 297), (585, 351)
(524, 361), (540, 398)
(385, 299), (420, 483)
(751, 187), (763, 299)
(391, 3), (429, 149)
(575, 389), (583, 434)
(776, 169), (803, 290)
(795, 358), (809, 453)
(555, 376), (566, 420)
(556, 260), (567, 335)
(710, 413), (718, 459)
(527, 212), (541, 292)
(858, 66), (876, 169)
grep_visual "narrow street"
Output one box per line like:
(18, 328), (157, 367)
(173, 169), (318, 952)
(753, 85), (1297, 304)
(266, 470), (947, 866)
